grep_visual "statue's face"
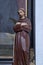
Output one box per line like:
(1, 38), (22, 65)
(18, 10), (25, 17)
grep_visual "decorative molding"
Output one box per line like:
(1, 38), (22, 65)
(17, 0), (27, 16)
(25, 0), (27, 16)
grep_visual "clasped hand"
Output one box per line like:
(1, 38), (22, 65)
(16, 22), (28, 26)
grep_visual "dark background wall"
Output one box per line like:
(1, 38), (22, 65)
(0, 0), (19, 33)
(0, 0), (26, 33)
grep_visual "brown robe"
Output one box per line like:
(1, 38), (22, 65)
(13, 17), (32, 65)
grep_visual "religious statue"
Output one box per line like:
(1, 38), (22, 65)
(13, 8), (32, 65)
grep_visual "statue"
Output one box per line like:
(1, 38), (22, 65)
(13, 8), (32, 65)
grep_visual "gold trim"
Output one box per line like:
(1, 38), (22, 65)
(25, 0), (27, 16)
(0, 56), (13, 58)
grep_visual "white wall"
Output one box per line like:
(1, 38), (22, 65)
(35, 0), (43, 65)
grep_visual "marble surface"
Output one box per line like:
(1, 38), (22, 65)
(35, 0), (43, 65)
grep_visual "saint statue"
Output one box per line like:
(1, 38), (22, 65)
(13, 8), (32, 65)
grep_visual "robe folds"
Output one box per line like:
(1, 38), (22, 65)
(13, 17), (32, 65)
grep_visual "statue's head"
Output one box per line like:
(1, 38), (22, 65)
(18, 8), (26, 17)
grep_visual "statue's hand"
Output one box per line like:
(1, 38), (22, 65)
(16, 22), (21, 25)
(21, 23), (28, 26)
